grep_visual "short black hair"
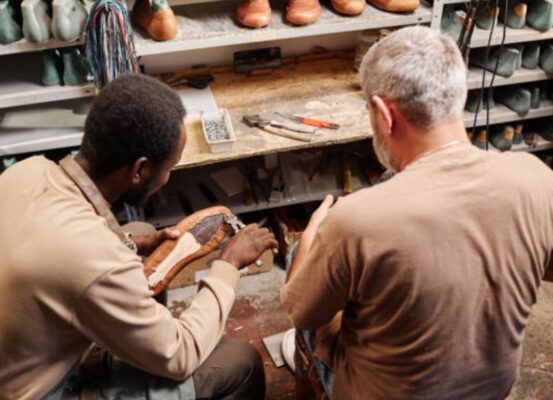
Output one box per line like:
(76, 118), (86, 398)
(80, 74), (186, 176)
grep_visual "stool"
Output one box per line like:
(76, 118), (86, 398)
(294, 331), (329, 400)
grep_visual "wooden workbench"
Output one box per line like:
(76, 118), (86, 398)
(168, 52), (372, 169)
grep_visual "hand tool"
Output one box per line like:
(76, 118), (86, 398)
(224, 214), (264, 267)
(276, 112), (340, 130)
(242, 115), (314, 142)
(169, 74), (214, 89)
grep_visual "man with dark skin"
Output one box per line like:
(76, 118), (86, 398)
(0, 74), (277, 400)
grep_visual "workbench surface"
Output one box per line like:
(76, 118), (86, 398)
(171, 54), (372, 169)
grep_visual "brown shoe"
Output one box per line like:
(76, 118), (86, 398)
(237, 0), (272, 28)
(287, 0), (321, 25)
(144, 206), (232, 295)
(368, 0), (419, 12)
(332, 0), (366, 15)
(133, 0), (178, 41)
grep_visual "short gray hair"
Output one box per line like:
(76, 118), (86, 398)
(360, 26), (467, 129)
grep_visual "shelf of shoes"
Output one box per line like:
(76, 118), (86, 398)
(483, 135), (553, 153)
(0, 53), (96, 109)
(466, 67), (553, 90)
(0, 37), (83, 56)
(463, 99), (553, 127)
(0, 1), (432, 57)
(470, 24), (553, 48)
(133, 0), (432, 56)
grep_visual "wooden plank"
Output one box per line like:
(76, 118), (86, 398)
(174, 54), (372, 169)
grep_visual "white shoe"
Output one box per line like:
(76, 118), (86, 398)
(281, 328), (296, 373)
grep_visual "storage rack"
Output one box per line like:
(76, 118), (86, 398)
(431, 0), (553, 151)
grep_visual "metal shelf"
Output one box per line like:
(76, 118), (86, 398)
(0, 38), (83, 57)
(471, 24), (553, 48)
(0, 2), (431, 58)
(464, 100), (553, 127)
(486, 137), (553, 153)
(135, 0), (432, 57)
(467, 67), (553, 90)
(0, 128), (83, 156)
(0, 53), (96, 109)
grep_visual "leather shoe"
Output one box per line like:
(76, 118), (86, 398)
(368, 0), (419, 12)
(287, 0), (321, 25)
(332, 0), (366, 15)
(237, 0), (272, 28)
(133, 0), (178, 41)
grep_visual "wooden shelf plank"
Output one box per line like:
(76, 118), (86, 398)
(174, 55), (372, 169)
(464, 100), (553, 127)
(471, 24), (553, 48)
(466, 67), (553, 90)
(134, 0), (432, 56)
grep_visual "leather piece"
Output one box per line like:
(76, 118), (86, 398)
(144, 206), (231, 295)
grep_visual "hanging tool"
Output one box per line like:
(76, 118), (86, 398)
(276, 112), (340, 130)
(242, 115), (314, 142)
(169, 74), (214, 89)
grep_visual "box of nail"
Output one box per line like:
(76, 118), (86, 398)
(201, 108), (236, 153)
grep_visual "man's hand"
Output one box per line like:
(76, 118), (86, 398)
(286, 195), (334, 283)
(220, 224), (278, 269)
(132, 228), (181, 257)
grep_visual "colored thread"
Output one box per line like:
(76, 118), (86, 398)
(85, 0), (139, 88)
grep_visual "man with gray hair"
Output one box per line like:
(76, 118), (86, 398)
(282, 26), (553, 399)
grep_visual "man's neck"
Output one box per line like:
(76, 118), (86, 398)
(74, 155), (122, 206)
(395, 118), (469, 171)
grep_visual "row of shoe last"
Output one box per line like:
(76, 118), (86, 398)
(475, 0), (553, 32)
(470, 42), (553, 78)
(0, 0), (86, 45)
(236, 0), (420, 29)
(469, 121), (551, 152)
(442, 0), (553, 43)
(466, 81), (552, 115)
(41, 46), (90, 86)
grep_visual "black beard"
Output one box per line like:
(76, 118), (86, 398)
(120, 181), (156, 208)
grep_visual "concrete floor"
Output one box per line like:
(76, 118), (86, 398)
(168, 268), (553, 400)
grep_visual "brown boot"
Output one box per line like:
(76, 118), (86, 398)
(287, 0), (321, 25)
(237, 0), (271, 28)
(332, 0), (366, 15)
(368, 0), (419, 12)
(133, 0), (177, 41)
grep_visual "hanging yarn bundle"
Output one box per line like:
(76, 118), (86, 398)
(85, 0), (139, 88)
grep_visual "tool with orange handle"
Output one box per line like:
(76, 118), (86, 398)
(276, 112), (340, 130)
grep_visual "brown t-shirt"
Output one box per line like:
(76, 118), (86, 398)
(0, 157), (240, 400)
(282, 144), (553, 400)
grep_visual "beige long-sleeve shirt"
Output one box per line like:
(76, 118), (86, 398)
(282, 144), (553, 400)
(0, 157), (239, 400)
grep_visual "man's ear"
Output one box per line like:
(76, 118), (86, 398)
(371, 95), (394, 136)
(130, 157), (151, 185)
